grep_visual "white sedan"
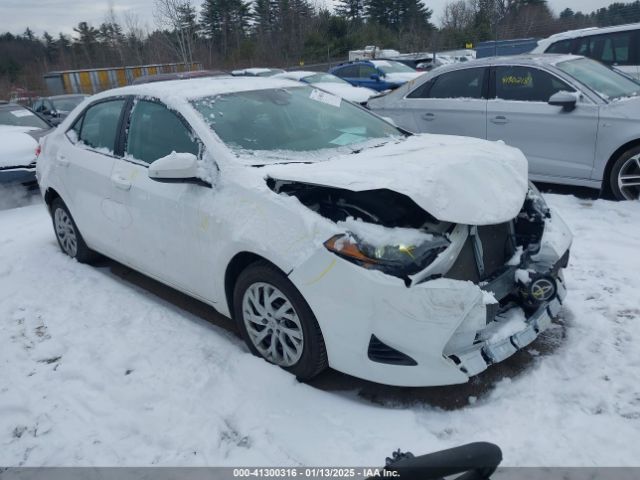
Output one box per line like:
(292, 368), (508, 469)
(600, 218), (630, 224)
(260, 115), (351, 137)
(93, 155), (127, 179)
(275, 71), (377, 104)
(37, 76), (572, 387)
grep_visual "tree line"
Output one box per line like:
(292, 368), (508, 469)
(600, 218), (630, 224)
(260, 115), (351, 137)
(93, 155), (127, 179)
(1, 0), (640, 99)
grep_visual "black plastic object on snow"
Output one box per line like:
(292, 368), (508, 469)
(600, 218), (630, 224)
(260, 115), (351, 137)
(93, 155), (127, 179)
(381, 442), (503, 480)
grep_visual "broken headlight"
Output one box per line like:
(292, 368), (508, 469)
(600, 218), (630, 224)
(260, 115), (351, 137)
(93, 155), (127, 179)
(527, 182), (550, 218)
(324, 233), (450, 277)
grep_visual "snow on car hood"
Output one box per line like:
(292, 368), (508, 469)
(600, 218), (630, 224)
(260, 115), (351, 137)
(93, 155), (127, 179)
(0, 126), (38, 169)
(314, 83), (376, 103)
(264, 134), (529, 226)
(383, 72), (423, 84)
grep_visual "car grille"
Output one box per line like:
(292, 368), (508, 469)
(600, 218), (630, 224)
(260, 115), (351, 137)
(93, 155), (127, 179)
(445, 222), (515, 283)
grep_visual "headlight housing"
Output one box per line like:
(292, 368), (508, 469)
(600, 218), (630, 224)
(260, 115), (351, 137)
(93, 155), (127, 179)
(527, 182), (550, 218)
(324, 232), (450, 278)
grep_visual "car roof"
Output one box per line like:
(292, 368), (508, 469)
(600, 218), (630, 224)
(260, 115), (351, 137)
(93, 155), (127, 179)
(87, 76), (303, 103)
(42, 94), (89, 100)
(429, 53), (581, 74)
(276, 70), (316, 80)
(540, 22), (640, 43)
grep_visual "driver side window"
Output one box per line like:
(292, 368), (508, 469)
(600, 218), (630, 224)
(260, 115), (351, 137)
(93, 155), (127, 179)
(494, 66), (575, 102)
(125, 100), (199, 164)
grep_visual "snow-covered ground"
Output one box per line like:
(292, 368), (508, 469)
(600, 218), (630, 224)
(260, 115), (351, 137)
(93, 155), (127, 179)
(0, 188), (639, 467)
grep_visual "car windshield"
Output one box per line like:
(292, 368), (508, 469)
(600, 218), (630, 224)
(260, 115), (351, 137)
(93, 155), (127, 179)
(51, 96), (85, 112)
(303, 73), (350, 85)
(556, 58), (640, 100)
(373, 61), (416, 74)
(0, 106), (49, 129)
(191, 86), (401, 158)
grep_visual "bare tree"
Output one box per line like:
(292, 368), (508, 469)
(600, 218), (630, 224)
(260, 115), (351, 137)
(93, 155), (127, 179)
(154, 0), (195, 67)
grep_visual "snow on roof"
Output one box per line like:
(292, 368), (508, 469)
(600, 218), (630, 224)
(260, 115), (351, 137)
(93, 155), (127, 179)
(87, 76), (303, 103)
(275, 71), (315, 81)
(540, 22), (640, 43)
(231, 68), (274, 75)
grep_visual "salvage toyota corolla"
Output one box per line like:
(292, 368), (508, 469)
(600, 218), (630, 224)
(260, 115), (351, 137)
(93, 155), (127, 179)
(36, 76), (572, 386)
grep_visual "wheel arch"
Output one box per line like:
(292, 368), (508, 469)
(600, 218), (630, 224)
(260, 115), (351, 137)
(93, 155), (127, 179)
(602, 139), (640, 196)
(224, 252), (290, 318)
(43, 187), (62, 211)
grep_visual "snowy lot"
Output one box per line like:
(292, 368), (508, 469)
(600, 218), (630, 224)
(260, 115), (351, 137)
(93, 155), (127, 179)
(0, 186), (639, 467)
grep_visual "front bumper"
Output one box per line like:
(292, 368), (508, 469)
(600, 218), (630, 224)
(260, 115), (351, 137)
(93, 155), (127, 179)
(450, 271), (567, 377)
(289, 209), (572, 387)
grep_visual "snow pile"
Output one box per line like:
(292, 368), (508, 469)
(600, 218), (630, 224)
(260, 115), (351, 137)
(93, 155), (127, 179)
(0, 193), (639, 466)
(0, 126), (38, 169)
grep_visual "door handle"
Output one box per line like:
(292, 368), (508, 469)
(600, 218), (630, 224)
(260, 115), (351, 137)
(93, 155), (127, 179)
(55, 153), (69, 167)
(490, 116), (509, 125)
(422, 113), (435, 121)
(111, 174), (132, 191)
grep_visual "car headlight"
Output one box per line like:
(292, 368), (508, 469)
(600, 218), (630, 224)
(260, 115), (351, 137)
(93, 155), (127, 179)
(527, 182), (550, 218)
(324, 233), (450, 277)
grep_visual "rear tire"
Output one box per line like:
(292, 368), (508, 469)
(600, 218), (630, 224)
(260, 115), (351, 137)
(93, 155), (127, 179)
(50, 198), (98, 263)
(233, 261), (328, 380)
(609, 146), (640, 200)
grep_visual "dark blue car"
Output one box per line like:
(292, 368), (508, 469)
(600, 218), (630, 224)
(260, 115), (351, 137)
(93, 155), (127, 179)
(329, 60), (422, 92)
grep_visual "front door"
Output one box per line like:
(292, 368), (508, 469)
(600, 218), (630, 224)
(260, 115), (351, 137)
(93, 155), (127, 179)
(110, 99), (210, 297)
(486, 65), (599, 181)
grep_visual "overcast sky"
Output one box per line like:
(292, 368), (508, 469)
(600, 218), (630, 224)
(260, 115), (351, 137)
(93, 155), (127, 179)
(0, 0), (620, 36)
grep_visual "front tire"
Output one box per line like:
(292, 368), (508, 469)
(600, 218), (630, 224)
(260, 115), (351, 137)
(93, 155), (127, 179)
(51, 198), (97, 263)
(233, 261), (328, 380)
(609, 146), (640, 200)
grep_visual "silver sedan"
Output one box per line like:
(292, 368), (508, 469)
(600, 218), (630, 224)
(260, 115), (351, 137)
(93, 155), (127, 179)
(368, 54), (640, 200)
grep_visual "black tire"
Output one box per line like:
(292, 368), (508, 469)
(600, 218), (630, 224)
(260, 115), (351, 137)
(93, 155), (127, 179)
(233, 261), (328, 380)
(609, 145), (640, 201)
(50, 198), (98, 263)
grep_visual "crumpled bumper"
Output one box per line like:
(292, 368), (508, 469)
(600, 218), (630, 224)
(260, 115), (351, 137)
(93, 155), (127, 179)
(450, 272), (567, 377)
(289, 208), (572, 387)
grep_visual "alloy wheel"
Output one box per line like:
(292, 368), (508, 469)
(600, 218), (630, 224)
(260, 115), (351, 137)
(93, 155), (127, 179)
(618, 154), (640, 200)
(54, 208), (78, 257)
(241, 282), (304, 367)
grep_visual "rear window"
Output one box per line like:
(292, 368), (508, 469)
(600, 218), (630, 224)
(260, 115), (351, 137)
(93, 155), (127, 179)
(0, 106), (49, 129)
(75, 100), (125, 153)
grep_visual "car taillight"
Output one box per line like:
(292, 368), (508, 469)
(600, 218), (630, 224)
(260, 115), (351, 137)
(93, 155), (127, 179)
(35, 145), (41, 157)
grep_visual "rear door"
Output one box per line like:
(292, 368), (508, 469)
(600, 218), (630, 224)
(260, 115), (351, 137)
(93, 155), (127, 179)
(403, 67), (489, 138)
(486, 65), (599, 180)
(56, 98), (127, 255)
(110, 98), (209, 297)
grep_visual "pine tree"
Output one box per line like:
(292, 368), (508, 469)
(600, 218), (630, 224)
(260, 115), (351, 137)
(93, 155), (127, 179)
(335, 0), (366, 23)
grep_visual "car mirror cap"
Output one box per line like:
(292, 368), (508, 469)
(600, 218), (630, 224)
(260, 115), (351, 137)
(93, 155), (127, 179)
(148, 152), (201, 182)
(548, 91), (578, 111)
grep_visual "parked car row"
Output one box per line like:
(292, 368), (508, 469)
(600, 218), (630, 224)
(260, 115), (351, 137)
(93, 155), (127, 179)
(5, 43), (637, 387)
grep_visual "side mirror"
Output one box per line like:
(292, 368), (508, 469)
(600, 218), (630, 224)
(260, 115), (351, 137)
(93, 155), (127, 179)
(148, 152), (209, 186)
(548, 91), (577, 111)
(370, 73), (381, 81)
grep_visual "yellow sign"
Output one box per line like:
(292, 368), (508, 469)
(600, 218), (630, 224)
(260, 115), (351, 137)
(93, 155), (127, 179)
(465, 43), (473, 49)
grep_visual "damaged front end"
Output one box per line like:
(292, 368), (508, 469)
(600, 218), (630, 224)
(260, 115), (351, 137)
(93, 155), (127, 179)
(271, 177), (572, 385)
